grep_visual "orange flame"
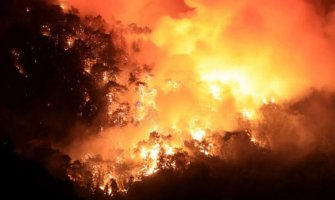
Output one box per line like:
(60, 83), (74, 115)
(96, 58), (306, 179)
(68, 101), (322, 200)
(65, 0), (335, 194)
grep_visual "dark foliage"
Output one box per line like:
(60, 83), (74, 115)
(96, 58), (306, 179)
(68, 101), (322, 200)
(126, 152), (335, 200)
(0, 1), (122, 199)
(0, 139), (82, 199)
(0, 0), (121, 148)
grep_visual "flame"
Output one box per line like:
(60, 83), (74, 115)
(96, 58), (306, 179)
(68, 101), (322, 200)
(190, 128), (206, 142)
(65, 0), (335, 195)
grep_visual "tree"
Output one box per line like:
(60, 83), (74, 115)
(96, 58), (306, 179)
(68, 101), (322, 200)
(0, 0), (127, 146)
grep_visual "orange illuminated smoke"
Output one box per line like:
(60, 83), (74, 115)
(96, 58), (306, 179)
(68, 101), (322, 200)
(65, 0), (335, 194)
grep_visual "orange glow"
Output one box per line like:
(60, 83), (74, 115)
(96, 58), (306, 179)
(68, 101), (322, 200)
(64, 0), (335, 194)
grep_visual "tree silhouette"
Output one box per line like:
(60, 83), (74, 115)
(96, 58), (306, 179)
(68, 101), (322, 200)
(0, 0), (126, 147)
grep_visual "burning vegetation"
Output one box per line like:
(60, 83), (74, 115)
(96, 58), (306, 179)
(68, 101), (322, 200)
(1, 0), (335, 199)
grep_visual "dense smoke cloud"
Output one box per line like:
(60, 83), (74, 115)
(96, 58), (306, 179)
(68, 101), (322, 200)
(64, 0), (335, 198)
(67, 0), (335, 92)
(65, 0), (194, 27)
(64, 0), (335, 157)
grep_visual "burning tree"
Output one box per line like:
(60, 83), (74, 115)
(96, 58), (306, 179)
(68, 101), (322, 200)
(2, 0), (335, 199)
(0, 0), (133, 145)
(0, 0), (136, 199)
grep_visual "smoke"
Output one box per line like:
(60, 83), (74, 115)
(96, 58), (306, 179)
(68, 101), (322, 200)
(65, 0), (194, 27)
(2, 0), (335, 199)
(66, 0), (335, 91)
(60, 2), (335, 198)
(63, 0), (335, 157)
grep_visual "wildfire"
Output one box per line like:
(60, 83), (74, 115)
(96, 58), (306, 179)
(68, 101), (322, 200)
(190, 128), (206, 142)
(65, 0), (335, 196)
